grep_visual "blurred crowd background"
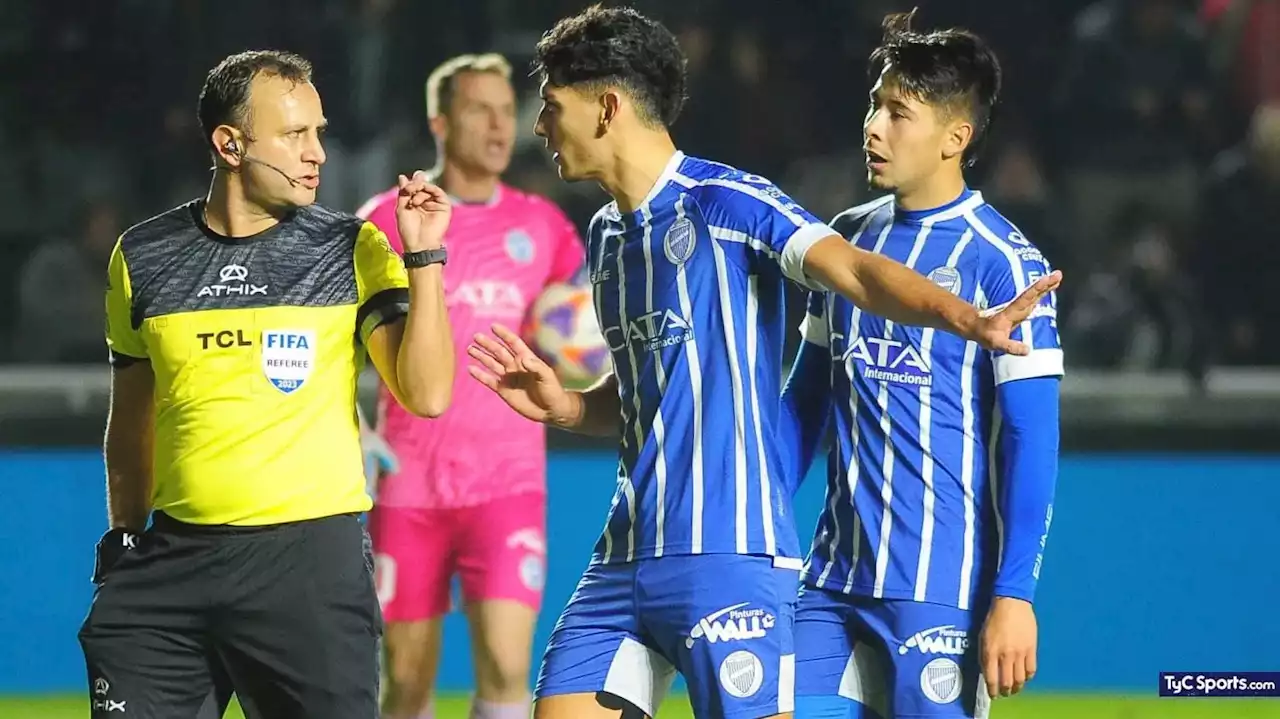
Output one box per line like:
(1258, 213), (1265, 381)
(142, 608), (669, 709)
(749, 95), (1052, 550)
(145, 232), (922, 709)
(1, 0), (1277, 371)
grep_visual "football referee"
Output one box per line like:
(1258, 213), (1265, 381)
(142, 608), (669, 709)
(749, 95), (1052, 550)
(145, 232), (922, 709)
(78, 49), (455, 719)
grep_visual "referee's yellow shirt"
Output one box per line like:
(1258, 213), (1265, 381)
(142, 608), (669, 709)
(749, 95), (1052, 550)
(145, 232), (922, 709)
(105, 200), (410, 526)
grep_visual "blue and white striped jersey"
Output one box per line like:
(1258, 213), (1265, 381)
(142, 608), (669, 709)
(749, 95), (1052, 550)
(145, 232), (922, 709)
(587, 151), (833, 566)
(800, 189), (1063, 610)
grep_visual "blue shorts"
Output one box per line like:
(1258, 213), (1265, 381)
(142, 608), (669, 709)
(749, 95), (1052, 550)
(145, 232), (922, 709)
(536, 554), (800, 719)
(794, 585), (991, 718)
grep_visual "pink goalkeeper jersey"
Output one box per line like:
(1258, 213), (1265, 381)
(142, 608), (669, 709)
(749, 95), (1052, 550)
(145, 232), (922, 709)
(357, 183), (585, 509)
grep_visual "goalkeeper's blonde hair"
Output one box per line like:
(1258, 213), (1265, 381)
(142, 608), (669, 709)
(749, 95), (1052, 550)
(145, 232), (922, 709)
(425, 53), (513, 119)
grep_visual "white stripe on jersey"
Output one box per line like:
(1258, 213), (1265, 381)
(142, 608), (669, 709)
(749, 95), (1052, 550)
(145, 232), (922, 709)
(745, 269), (776, 555)
(964, 211), (1032, 350)
(673, 196), (705, 553)
(912, 229), (974, 601)
(872, 221), (933, 597)
(707, 226), (780, 260)
(639, 204), (670, 557)
(712, 235), (750, 553)
(957, 338), (981, 610)
(808, 213), (888, 589)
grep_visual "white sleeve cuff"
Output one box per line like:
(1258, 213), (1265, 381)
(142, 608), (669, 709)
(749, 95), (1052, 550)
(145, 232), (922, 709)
(993, 348), (1065, 385)
(799, 313), (829, 348)
(779, 223), (835, 291)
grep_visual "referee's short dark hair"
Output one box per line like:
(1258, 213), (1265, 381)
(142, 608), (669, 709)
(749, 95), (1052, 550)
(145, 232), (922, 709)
(198, 50), (313, 155)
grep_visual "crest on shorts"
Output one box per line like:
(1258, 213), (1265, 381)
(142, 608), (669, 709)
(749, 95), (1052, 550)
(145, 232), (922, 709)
(926, 266), (962, 296)
(261, 329), (316, 394)
(505, 229), (535, 264)
(920, 658), (964, 704)
(664, 217), (696, 265)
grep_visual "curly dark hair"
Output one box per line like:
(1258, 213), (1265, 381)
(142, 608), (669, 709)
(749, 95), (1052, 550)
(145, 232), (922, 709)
(532, 4), (687, 128)
(869, 9), (1002, 167)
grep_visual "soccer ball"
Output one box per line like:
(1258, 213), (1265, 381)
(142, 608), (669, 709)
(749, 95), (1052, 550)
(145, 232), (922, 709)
(529, 282), (611, 386)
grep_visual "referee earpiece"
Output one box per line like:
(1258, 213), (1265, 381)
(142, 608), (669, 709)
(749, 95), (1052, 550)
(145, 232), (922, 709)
(225, 139), (240, 156)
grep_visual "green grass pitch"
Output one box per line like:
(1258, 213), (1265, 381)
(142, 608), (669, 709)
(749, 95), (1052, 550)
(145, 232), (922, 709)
(2, 693), (1276, 718)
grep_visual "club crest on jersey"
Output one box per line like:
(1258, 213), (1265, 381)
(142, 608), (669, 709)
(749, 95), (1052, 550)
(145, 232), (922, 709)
(261, 329), (316, 394)
(664, 217), (696, 265)
(927, 266), (962, 296)
(505, 229), (535, 264)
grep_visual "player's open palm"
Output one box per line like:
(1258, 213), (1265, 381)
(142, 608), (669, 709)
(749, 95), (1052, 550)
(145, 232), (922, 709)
(980, 597), (1038, 700)
(469, 324), (574, 424)
(395, 170), (451, 252)
(972, 270), (1063, 355)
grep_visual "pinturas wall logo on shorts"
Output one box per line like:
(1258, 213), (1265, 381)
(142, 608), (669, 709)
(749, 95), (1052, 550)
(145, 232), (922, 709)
(686, 602), (775, 649)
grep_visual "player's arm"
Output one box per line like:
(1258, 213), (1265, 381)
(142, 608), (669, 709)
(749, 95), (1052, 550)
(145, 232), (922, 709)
(102, 239), (154, 532)
(802, 236), (1059, 354)
(779, 292), (834, 489)
(992, 377), (1060, 603)
(547, 372), (621, 437)
(701, 180), (1058, 354)
(977, 242), (1065, 699)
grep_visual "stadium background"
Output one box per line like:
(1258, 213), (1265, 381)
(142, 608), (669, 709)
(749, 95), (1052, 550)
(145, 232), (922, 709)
(1, 0), (1277, 716)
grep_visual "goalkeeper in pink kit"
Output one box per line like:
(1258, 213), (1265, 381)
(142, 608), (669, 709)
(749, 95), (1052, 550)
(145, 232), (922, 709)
(356, 54), (588, 719)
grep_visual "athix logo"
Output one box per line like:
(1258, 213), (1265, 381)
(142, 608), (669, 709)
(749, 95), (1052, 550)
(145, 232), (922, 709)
(604, 309), (694, 353)
(899, 625), (969, 656)
(835, 333), (932, 387)
(686, 603), (775, 649)
(198, 263), (268, 298)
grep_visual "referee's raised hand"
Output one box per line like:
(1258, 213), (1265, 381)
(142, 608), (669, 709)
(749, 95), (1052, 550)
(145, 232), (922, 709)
(395, 170), (452, 252)
(972, 270), (1063, 356)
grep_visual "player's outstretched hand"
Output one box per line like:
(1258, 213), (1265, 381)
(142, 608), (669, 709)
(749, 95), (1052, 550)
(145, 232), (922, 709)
(468, 324), (575, 425)
(980, 596), (1038, 700)
(971, 270), (1062, 355)
(395, 170), (451, 252)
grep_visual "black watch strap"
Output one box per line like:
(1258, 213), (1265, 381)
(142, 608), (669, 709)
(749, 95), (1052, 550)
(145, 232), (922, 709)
(403, 248), (447, 268)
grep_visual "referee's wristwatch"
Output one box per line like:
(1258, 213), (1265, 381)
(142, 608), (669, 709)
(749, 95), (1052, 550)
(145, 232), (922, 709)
(92, 528), (140, 584)
(402, 247), (447, 269)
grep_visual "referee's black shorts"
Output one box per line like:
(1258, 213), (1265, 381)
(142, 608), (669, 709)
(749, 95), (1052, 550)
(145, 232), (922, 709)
(79, 511), (382, 719)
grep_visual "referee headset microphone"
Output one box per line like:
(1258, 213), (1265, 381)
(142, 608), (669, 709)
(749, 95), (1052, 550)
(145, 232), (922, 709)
(218, 137), (302, 187)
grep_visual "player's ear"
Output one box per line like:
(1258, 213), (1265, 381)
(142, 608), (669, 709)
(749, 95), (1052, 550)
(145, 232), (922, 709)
(944, 119), (974, 162)
(599, 90), (622, 136)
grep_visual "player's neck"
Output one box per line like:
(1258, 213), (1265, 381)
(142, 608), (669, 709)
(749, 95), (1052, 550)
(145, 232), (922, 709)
(601, 133), (679, 214)
(204, 176), (281, 238)
(438, 161), (500, 204)
(895, 168), (968, 213)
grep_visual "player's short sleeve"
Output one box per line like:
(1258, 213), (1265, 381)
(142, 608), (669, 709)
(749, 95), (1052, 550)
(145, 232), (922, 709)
(695, 176), (835, 290)
(977, 231), (1064, 384)
(353, 221), (410, 346)
(105, 237), (147, 366)
(798, 291), (829, 348)
(543, 201), (586, 284)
